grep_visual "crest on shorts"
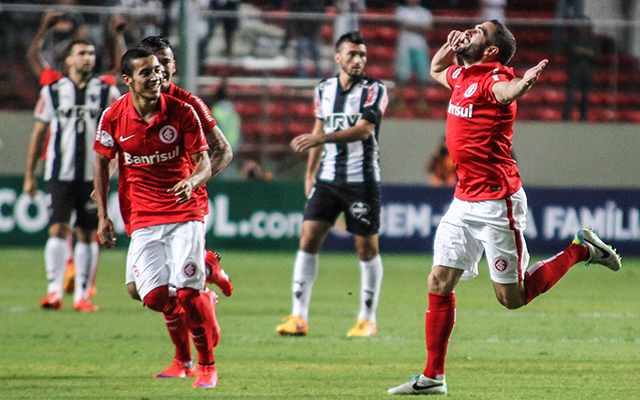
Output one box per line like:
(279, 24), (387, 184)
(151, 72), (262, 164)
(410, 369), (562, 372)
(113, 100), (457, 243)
(183, 262), (197, 277)
(494, 258), (509, 273)
(350, 202), (371, 219)
(159, 125), (178, 144)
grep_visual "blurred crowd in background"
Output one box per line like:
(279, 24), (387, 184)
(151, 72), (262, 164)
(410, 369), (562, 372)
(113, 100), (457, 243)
(0, 0), (639, 182)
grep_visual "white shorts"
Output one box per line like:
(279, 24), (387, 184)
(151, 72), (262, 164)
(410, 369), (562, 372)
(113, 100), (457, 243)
(126, 220), (206, 299)
(433, 188), (530, 284)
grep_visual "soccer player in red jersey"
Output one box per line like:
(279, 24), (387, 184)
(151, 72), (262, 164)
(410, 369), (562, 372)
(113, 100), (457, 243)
(388, 20), (621, 396)
(93, 48), (218, 388)
(129, 36), (233, 380)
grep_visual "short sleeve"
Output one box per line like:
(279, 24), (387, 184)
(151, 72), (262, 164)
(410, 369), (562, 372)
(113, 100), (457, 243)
(182, 104), (210, 155)
(314, 86), (323, 120)
(190, 94), (217, 132)
(482, 67), (515, 104)
(93, 107), (117, 159)
(361, 81), (388, 125)
(34, 86), (55, 122)
(446, 65), (464, 89)
(108, 86), (121, 105)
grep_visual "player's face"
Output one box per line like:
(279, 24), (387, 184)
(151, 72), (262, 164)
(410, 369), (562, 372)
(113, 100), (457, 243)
(455, 22), (496, 63)
(66, 44), (96, 74)
(154, 47), (176, 92)
(335, 42), (367, 78)
(126, 55), (162, 100)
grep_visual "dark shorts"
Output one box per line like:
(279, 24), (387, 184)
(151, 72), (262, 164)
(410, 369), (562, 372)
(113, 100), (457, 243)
(304, 180), (380, 236)
(46, 180), (98, 230)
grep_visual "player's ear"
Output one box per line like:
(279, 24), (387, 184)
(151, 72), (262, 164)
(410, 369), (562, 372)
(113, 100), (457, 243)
(485, 45), (499, 59)
(122, 74), (133, 88)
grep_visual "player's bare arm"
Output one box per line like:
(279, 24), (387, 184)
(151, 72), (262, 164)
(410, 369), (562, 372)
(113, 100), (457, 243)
(105, 15), (127, 78)
(23, 120), (50, 197)
(291, 119), (375, 152)
(94, 153), (116, 249)
(27, 12), (62, 77)
(430, 30), (464, 89)
(303, 119), (325, 196)
(493, 59), (548, 104)
(169, 150), (212, 203)
(205, 125), (233, 179)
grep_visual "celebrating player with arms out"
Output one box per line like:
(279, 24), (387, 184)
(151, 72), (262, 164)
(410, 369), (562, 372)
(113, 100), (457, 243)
(388, 20), (621, 395)
(278, 31), (388, 337)
(93, 48), (218, 388)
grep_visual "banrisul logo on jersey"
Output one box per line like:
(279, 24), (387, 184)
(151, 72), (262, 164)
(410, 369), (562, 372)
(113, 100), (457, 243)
(123, 146), (180, 165)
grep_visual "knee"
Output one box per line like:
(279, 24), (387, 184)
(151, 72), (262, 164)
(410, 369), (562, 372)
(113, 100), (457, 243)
(127, 282), (141, 301)
(143, 286), (169, 312)
(356, 246), (378, 261)
(495, 290), (526, 310)
(49, 223), (70, 239)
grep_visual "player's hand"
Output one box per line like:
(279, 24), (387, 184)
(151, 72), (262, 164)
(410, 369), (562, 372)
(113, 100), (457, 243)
(23, 177), (37, 198)
(98, 217), (117, 249)
(169, 180), (193, 203)
(291, 134), (322, 152)
(111, 15), (126, 34)
(43, 12), (63, 29)
(521, 59), (548, 90)
(447, 30), (466, 50)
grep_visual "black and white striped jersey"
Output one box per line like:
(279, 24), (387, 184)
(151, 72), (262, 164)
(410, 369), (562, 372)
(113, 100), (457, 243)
(34, 76), (120, 182)
(314, 75), (388, 185)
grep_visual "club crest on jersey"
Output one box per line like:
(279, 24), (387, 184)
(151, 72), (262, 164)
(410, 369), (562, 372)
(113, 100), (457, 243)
(99, 130), (114, 147)
(159, 125), (178, 144)
(325, 113), (362, 131)
(452, 67), (463, 79)
(464, 83), (478, 98)
(350, 202), (370, 219)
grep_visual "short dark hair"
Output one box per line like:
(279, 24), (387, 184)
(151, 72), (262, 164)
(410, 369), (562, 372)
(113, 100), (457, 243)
(335, 31), (366, 52)
(66, 39), (93, 57)
(138, 36), (173, 53)
(121, 48), (153, 77)
(489, 20), (517, 65)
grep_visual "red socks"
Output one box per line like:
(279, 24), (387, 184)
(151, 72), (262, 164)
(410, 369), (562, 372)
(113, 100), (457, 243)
(423, 292), (456, 379)
(524, 243), (589, 304)
(163, 297), (192, 363)
(177, 288), (215, 365)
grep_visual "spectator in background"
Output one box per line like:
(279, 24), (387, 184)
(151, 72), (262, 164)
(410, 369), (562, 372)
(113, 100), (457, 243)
(210, 81), (242, 179)
(333, 0), (366, 45)
(480, 0), (506, 23)
(425, 137), (456, 187)
(562, 18), (599, 122)
(115, 0), (164, 46)
(199, 0), (241, 68)
(395, 0), (433, 114)
(553, 0), (584, 55)
(289, 0), (326, 78)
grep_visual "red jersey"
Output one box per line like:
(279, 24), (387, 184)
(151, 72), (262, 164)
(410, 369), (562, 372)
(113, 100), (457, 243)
(94, 93), (209, 235)
(445, 62), (522, 201)
(166, 83), (217, 214)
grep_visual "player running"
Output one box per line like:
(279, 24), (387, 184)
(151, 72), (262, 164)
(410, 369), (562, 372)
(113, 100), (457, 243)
(388, 20), (621, 395)
(94, 48), (218, 388)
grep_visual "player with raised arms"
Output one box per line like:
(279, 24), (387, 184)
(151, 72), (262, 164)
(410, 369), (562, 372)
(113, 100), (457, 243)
(388, 20), (621, 395)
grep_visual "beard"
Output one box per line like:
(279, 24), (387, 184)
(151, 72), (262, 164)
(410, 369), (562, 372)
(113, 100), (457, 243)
(456, 42), (485, 64)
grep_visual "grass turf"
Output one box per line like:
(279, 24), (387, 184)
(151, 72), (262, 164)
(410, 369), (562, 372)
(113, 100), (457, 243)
(0, 248), (638, 399)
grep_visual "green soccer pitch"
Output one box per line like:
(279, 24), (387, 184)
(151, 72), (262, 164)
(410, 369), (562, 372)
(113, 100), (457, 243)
(1, 248), (638, 400)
